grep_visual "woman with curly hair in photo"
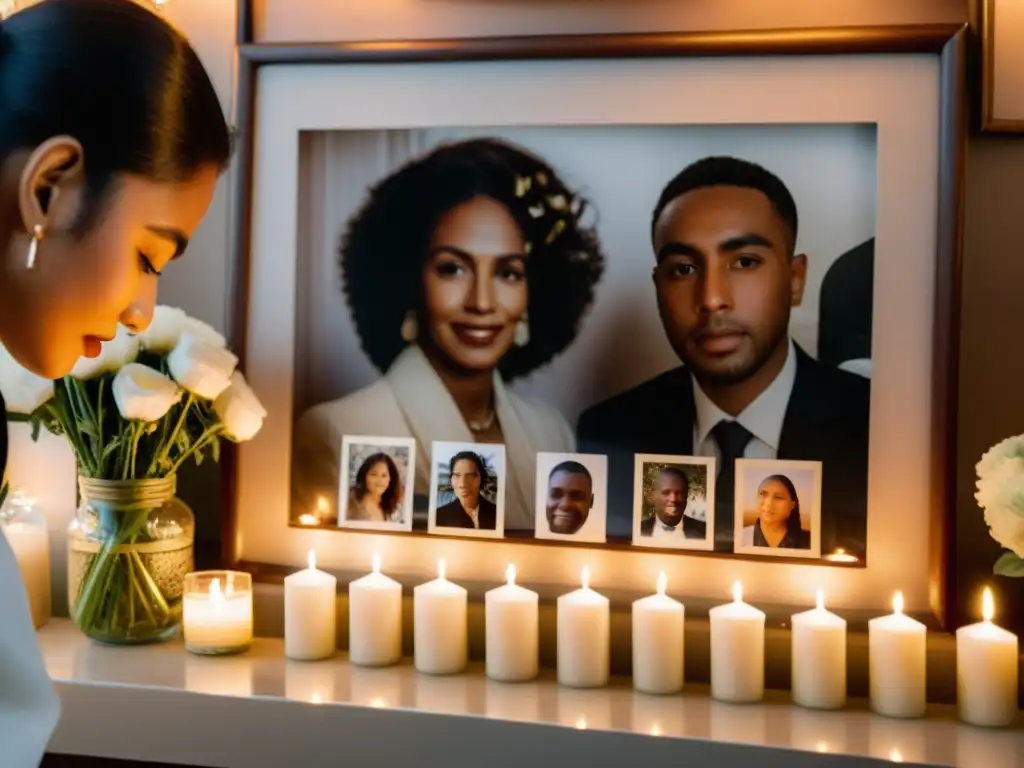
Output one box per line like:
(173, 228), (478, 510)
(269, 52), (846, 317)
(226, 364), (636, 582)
(292, 137), (605, 532)
(346, 452), (404, 524)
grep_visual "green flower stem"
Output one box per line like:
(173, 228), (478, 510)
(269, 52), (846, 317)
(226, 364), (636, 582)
(168, 424), (224, 473)
(146, 394), (195, 477)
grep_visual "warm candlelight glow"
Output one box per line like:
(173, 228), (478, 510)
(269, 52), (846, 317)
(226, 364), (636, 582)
(889, 747), (904, 763)
(506, 563), (516, 585)
(649, 722), (663, 737)
(892, 591), (904, 615)
(372, 552), (381, 574)
(298, 513), (318, 526)
(982, 586), (995, 622)
(311, 691), (324, 705)
(815, 589), (825, 611)
(307, 549), (317, 570)
(816, 741), (829, 754)
(656, 570), (667, 596)
(574, 716), (587, 730)
(209, 577), (223, 601)
(316, 495), (328, 515)
(370, 696), (387, 709)
(824, 547), (859, 563)
(581, 566), (591, 590)
(437, 558), (447, 581)
(732, 580), (743, 603)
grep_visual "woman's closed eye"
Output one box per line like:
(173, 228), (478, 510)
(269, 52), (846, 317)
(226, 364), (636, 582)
(138, 251), (163, 276)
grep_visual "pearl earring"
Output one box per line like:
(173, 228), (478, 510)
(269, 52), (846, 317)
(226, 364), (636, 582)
(514, 316), (530, 347)
(400, 311), (418, 343)
(26, 224), (43, 270)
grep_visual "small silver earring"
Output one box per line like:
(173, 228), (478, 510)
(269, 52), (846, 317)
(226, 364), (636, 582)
(26, 224), (43, 270)
(514, 315), (530, 347)
(400, 311), (418, 343)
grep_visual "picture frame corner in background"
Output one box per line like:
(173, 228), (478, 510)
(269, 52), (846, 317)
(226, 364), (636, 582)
(223, 23), (970, 631)
(977, 0), (1024, 134)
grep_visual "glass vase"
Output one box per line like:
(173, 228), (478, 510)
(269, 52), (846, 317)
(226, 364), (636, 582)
(67, 474), (194, 644)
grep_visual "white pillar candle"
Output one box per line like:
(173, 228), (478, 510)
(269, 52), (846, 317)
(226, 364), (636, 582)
(868, 591), (927, 718)
(631, 570), (685, 695)
(956, 587), (1019, 728)
(183, 574), (254, 655)
(3, 522), (51, 629)
(557, 566), (609, 688)
(485, 564), (539, 682)
(349, 553), (403, 667)
(791, 589), (847, 710)
(413, 558), (467, 675)
(709, 581), (766, 703)
(284, 549), (337, 660)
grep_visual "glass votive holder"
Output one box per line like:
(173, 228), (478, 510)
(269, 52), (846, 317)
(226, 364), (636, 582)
(0, 489), (51, 629)
(182, 570), (254, 656)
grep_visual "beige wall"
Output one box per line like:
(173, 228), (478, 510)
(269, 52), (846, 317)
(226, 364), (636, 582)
(162, 0), (1023, 619)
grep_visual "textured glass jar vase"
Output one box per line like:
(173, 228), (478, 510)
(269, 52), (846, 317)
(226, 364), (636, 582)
(67, 474), (194, 644)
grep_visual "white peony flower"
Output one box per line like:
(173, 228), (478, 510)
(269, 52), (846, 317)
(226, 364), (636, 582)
(984, 504), (1024, 558)
(111, 364), (182, 422)
(69, 325), (140, 380)
(213, 371), (267, 442)
(976, 434), (1024, 483)
(136, 305), (226, 354)
(167, 332), (237, 400)
(0, 344), (54, 414)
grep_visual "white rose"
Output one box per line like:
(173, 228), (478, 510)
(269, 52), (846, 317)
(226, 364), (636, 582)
(112, 364), (182, 422)
(0, 344), (54, 414)
(137, 306), (226, 354)
(69, 325), (140, 380)
(213, 371), (267, 441)
(985, 504), (1024, 558)
(167, 332), (237, 400)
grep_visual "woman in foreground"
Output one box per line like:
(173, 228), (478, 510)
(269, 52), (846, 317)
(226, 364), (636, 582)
(0, 1), (231, 765)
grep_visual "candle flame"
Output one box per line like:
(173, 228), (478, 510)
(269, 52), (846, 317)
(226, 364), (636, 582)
(209, 577), (222, 601)
(889, 748), (904, 763)
(815, 741), (829, 754)
(574, 716), (587, 730)
(438, 558), (447, 581)
(656, 570), (667, 596)
(298, 513), (319, 526)
(581, 566), (591, 590)
(311, 691), (323, 704)
(307, 549), (317, 570)
(506, 563), (516, 585)
(732, 580), (743, 603)
(982, 587), (995, 622)
(649, 722), (663, 737)
(369, 696), (387, 709)
(225, 579), (235, 597)
(892, 591), (904, 615)
(815, 589), (824, 611)
(316, 495), (328, 514)
(372, 552), (381, 574)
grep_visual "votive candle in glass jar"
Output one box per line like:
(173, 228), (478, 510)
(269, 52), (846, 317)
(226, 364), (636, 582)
(182, 570), (253, 655)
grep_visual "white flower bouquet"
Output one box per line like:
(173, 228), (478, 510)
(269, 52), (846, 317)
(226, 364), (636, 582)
(0, 306), (267, 642)
(975, 434), (1024, 577)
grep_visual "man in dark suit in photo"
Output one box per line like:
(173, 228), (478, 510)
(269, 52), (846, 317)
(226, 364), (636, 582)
(434, 451), (498, 530)
(577, 156), (870, 559)
(639, 466), (706, 541)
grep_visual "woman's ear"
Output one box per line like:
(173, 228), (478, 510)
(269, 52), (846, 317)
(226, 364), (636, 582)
(17, 136), (85, 236)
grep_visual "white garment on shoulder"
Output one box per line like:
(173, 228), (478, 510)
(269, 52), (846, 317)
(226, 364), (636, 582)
(0, 529), (61, 768)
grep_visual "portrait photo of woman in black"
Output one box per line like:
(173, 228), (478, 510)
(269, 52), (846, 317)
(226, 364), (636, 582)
(291, 137), (605, 533)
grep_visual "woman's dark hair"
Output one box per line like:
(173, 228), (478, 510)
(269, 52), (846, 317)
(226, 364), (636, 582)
(448, 450), (490, 488)
(340, 137), (606, 380)
(759, 473), (803, 536)
(354, 452), (402, 519)
(0, 0), (232, 234)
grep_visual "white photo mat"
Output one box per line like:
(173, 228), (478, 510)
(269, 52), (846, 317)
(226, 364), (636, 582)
(237, 53), (940, 615)
(631, 453), (717, 552)
(337, 435), (416, 532)
(427, 440), (507, 540)
(732, 458), (823, 560)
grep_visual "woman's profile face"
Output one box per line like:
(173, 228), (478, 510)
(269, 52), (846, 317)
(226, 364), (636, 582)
(2, 159), (219, 379)
(421, 195), (528, 373)
(364, 461), (391, 499)
(757, 478), (796, 526)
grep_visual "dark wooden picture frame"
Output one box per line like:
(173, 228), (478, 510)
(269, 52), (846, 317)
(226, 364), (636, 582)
(975, 0), (1024, 133)
(224, 2), (966, 630)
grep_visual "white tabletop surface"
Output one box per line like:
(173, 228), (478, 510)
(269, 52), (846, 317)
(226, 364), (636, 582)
(37, 620), (1022, 768)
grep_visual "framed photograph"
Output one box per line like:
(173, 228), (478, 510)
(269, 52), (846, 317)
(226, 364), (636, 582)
(427, 441), (506, 539)
(733, 459), (822, 560)
(337, 435), (416, 532)
(225, 24), (966, 628)
(978, 0), (1024, 132)
(534, 452), (607, 544)
(631, 454), (715, 552)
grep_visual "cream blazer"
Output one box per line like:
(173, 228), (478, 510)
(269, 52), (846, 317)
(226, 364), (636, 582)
(291, 345), (575, 531)
(0, 530), (61, 767)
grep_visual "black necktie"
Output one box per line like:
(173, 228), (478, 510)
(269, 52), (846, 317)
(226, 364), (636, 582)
(711, 420), (754, 552)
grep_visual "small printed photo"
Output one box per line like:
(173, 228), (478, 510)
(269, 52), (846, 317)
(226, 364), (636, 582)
(534, 452), (608, 544)
(631, 454), (716, 551)
(427, 441), (506, 539)
(338, 436), (417, 532)
(733, 459), (822, 559)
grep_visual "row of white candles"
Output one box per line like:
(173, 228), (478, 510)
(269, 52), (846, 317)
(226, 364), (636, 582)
(180, 554), (1021, 729)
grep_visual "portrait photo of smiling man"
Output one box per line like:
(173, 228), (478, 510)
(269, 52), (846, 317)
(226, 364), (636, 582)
(535, 452), (608, 544)
(632, 454), (716, 551)
(577, 155), (870, 560)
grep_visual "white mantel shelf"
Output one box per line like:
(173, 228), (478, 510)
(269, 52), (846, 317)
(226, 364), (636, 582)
(39, 620), (1021, 768)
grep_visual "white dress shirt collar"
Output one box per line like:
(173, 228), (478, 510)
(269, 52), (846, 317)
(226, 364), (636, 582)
(692, 338), (797, 452)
